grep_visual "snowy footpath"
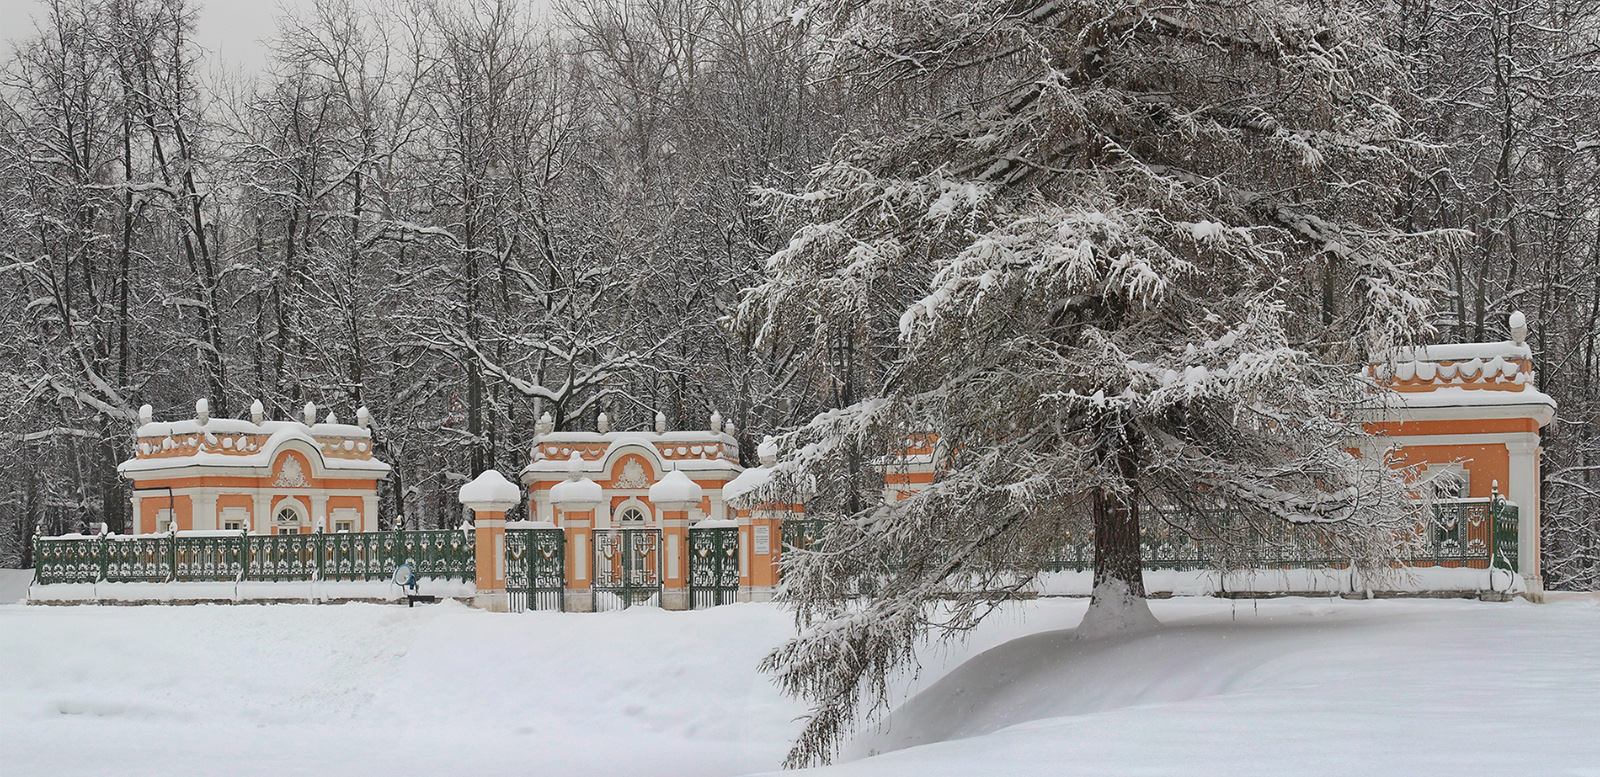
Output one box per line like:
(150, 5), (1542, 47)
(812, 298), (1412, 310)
(2, 591), (1598, 777)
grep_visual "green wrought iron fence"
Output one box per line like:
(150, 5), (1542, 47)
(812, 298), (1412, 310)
(174, 533), (247, 582)
(251, 534), (319, 581)
(399, 529), (476, 580)
(506, 527), (565, 612)
(319, 531), (395, 581)
(593, 528), (661, 611)
(33, 529), (478, 585)
(1038, 497), (1519, 573)
(1493, 502), (1519, 571)
(104, 535), (169, 582)
(32, 535), (102, 584)
(689, 526), (740, 608)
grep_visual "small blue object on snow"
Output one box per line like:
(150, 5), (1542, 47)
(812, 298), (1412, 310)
(392, 562), (436, 607)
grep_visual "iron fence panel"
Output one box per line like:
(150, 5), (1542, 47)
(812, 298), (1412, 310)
(250, 534), (318, 581)
(33, 537), (102, 584)
(104, 535), (170, 582)
(173, 534), (246, 582)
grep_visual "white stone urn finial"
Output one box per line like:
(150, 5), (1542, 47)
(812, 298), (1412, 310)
(250, 399), (264, 425)
(302, 402), (317, 426)
(549, 452), (603, 511)
(655, 411), (667, 434)
(195, 397), (210, 425)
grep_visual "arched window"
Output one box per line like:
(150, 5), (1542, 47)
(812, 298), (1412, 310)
(275, 506), (302, 535)
(619, 508), (646, 523)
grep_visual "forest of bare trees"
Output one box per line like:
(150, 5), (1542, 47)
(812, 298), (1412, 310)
(1, 0), (1597, 591)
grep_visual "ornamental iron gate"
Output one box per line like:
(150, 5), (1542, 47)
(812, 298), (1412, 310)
(689, 526), (739, 608)
(593, 528), (661, 611)
(506, 527), (565, 612)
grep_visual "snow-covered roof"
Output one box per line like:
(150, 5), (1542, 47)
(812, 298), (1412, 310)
(1369, 385), (1556, 424)
(1365, 314), (1555, 426)
(1387, 340), (1532, 364)
(120, 404), (389, 480)
(723, 464), (815, 508)
(521, 429), (742, 481)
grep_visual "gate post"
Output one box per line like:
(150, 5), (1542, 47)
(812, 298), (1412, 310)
(550, 453), (603, 613)
(459, 470), (522, 612)
(747, 508), (782, 603)
(650, 466), (704, 611)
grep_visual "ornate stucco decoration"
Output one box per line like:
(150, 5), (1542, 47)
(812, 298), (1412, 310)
(273, 456), (309, 488)
(614, 459), (649, 489)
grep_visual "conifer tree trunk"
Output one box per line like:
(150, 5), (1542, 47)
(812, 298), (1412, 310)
(1092, 447), (1145, 599)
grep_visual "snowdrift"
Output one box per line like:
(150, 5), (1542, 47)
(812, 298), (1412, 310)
(817, 596), (1600, 777)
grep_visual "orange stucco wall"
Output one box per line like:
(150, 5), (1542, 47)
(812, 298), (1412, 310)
(1387, 443), (1511, 498)
(1366, 418), (1538, 437)
(137, 493), (192, 533)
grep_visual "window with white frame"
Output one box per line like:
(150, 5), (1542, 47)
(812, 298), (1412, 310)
(332, 507), (359, 533)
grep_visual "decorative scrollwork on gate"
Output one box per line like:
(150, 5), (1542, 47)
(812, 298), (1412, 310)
(593, 528), (661, 610)
(689, 526), (739, 608)
(506, 527), (564, 612)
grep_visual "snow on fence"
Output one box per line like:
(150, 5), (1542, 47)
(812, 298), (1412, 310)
(32, 528), (476, 588)
(27, 498), (1521, 605)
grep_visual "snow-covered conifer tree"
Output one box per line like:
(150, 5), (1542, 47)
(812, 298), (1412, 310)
(737, 0), (1456, 765)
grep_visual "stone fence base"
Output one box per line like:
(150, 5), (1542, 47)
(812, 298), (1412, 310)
(28, 578), (475, 605)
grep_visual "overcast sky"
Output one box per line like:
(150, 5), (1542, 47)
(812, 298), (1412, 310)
(0, 0), (318, 72)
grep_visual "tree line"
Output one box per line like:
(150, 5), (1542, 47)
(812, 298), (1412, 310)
(1, 0), (1597, 597)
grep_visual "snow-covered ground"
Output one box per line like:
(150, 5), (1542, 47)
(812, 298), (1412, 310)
(0, 568), (31, 604)
(3, 595), (1598, 776)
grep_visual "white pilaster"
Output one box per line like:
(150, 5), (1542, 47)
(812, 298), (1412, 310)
(251, 493), (271, 534)
(361, 495), (378, 532)
(310, 493), (329, 533)
(194, 491), (218, 531)
(1505, 438), (1541, 587)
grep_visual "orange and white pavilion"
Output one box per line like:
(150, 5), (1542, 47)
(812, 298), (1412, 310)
(1362, 311), (1556, 589)
(118, 398), (390, 535)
